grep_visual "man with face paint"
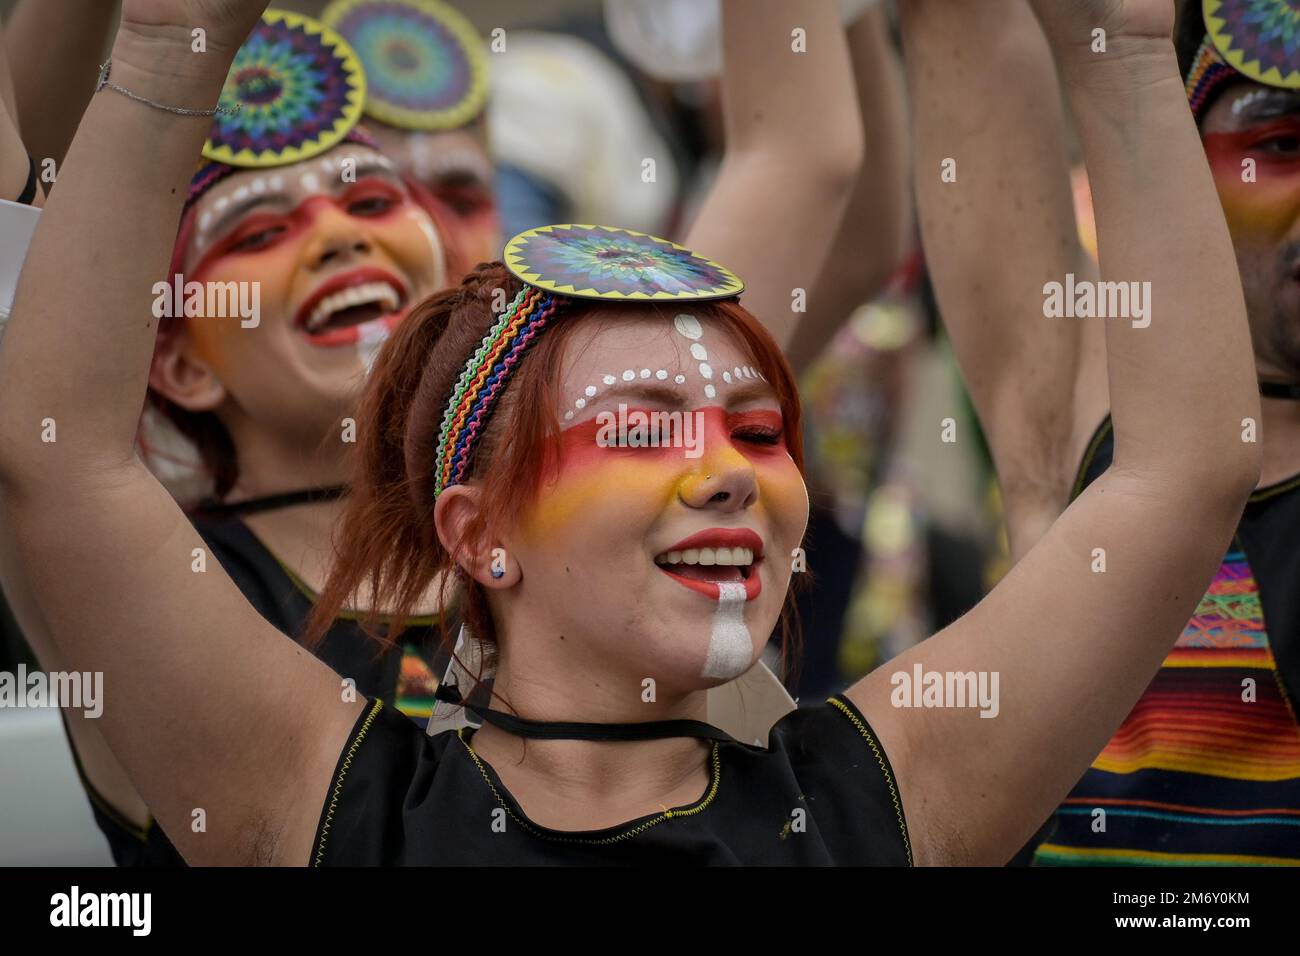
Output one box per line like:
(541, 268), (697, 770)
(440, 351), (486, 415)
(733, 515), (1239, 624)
(908, 0), (1300, 865)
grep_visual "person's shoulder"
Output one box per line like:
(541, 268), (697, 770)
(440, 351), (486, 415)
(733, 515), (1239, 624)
(754, 694), (913, 865)
(310, 700), (460, 866)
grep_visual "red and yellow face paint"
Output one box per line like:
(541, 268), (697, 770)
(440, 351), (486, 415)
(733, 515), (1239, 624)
(1203, 100), (1300, 242)
(521, 403), (802, 549)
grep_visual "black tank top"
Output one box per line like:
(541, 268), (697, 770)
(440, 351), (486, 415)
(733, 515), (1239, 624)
(75, 513), (449, 867)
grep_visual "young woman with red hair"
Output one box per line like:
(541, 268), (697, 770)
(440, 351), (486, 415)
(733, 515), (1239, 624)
(0, 0), (1261, 865)
(0, 0), (866, 865)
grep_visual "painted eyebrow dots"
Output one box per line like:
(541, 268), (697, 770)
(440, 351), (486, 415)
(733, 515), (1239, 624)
(561, 314), (767, 423)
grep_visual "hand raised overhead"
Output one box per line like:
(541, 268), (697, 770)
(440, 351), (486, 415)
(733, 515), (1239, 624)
(118, 0), (270, 64)
(1027, 0), (1175, 55)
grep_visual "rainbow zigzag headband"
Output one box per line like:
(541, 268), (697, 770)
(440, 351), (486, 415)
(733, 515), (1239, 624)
(1186, 35), (1239, 122)
(432, 224), (744, 498)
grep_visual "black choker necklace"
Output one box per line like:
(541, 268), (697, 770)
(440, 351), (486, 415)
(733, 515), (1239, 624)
(433, 683), (740, 744)
(1259, 381), (1300, 400)
(192, 484), (349, 518)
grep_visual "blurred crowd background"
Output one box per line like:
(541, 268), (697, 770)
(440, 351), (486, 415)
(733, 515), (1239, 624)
(0, 0), (1036, 863)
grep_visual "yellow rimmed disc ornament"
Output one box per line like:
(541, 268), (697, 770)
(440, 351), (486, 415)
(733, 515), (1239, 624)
(1205, 0), (1300, 89)
(322, 0), (489, 132)
(202, 9), (367, 168)
(503, 225), (745, 301)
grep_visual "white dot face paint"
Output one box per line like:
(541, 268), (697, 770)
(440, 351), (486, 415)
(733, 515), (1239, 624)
(670, 311), (753, 404)
(702, 582), (753, 680)
(562, 310), (744, 422)
(1231, 88), (1272, 117)
(300, 173), (321, 194)
(674, 313), (703, 340)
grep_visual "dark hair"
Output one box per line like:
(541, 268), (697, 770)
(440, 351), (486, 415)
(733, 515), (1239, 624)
(305, 263), (808, 680)
(1176, 0), (1207, 80)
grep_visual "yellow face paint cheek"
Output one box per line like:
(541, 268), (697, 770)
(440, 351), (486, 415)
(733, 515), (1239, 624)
(756, 463), (810, 534)
(517, 457), (680, 545)
(1215, 174), (1300, 242)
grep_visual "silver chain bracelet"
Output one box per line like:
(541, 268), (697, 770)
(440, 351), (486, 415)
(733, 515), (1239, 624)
(95, 59), (241, 117)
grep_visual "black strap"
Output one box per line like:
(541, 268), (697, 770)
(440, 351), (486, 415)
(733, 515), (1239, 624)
(434, 683), (738, 743)
(15, 154), (37, 206)
(1260, 381), (1300, 400)
(191, 484), (349, 518)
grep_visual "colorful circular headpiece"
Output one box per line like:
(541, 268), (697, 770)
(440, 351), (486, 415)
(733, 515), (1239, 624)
(322, 0), (489, 132)
(433, 225), (745, 496)
(202, 9), (367, 168)
(1188, 0), (1300, 120)
(503, 224), (744, 301)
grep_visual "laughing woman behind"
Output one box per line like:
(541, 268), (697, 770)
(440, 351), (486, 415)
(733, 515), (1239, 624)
(0, 0), (1262, 864)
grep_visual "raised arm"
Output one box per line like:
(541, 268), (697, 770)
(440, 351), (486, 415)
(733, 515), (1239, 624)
(848, 0), (1261, 865)
(0, 1), (358, 866)
(900, 0), (1108, 560)
(685, 0), (864, 349)
(784, 5), (912, 375)
(0, 23), (35, 203)
(3, 0), (119, 173)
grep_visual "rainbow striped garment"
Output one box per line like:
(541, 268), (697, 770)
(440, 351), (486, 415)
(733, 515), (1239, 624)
(1033, 422), (1300, 865)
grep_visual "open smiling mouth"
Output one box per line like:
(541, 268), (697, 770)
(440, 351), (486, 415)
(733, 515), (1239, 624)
(654, 529), (764, 601)
(294, 269), (410, 348)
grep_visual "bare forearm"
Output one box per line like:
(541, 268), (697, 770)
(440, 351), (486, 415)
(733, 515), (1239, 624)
(0, 97), (29, 202)
(4, 0), (118, 168)
(852, 5), (1263, 866)
(856, 468), (1240, 863)
(788, 7), (911, 374)
(1048, 35), (1259, 487)
(0, 28), (33, 203)
(0, 43), (226, 479)
(686, 0), (862, 347)
(903, 1), (1086, 521)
